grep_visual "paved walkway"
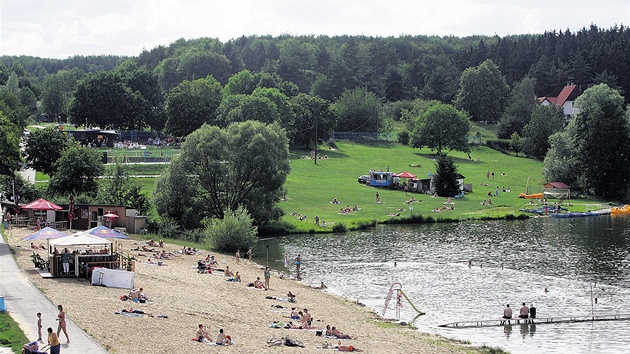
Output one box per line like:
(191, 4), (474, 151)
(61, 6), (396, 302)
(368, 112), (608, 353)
(0, 229), (108, 353)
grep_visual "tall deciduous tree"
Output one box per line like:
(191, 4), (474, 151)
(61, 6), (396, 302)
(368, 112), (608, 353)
(543, 124), (579, 188)
(573, 84), (630, 198)
(521, 105), (564, 159)
(333, 88), (382, 132)
(454, 59), (510, 123)
(24, 127), (72, 176)
(98, 162), (149, 214)
(164, 75), (223, 137)
(224, 70), (256, 96)
(154, 121), (290, 228)
(0, 112), (21, 177)
(41, 69), (83, 121)
(290, 93), (337, 148)
(48, 144), (104, 197)
(410, 103), (470, 155)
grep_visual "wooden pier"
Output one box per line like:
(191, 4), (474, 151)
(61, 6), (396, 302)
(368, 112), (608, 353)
(438, 313), (630, 328)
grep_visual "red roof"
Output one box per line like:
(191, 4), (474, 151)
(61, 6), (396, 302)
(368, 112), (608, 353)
(545, 182), (571, 189)
(537, 84), (581, 107)
(555, 84), (578, 107)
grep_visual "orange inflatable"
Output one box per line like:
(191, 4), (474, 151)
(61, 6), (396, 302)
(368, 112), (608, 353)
(611, 205), (630, 214)
(518, 193), (544, 199)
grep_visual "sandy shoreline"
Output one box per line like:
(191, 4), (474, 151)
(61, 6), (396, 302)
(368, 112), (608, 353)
(6, 227), (477, 353)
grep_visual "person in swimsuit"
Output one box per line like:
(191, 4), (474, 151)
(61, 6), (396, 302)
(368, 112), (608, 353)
(195, 324), (212, 342)
(295, 254), (301, 272)
(290, 308), (300, 320)
(37, 312), (42, 341)
(264, 267), (271, 290)
(56, 305), (69, 343)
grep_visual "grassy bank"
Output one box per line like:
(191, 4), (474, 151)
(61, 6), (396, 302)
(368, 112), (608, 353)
(277, 141), (609, 232)
(32, 135), (612, 233)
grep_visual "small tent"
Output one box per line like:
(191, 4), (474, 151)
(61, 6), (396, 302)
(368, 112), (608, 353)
(544, 182), (571, 199)
(49, 232), (112, 248)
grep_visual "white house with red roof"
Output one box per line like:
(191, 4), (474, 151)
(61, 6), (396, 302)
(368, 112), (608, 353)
(537, 84), (582, 119)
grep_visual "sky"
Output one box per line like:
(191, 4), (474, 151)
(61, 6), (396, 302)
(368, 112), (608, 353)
(1, 0), (628, 59)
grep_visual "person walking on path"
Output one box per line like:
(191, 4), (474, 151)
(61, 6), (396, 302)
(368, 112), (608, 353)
(247, 248), (252, 261)
(264, 267), (271, 290)
(235, 250), (240, 264)
(48, 327), (61, 354)
(37, 312), (43, 341)
(56, 305), (69, 343)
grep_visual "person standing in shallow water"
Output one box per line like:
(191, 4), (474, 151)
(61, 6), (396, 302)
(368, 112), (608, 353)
(295, 254), (301, 272)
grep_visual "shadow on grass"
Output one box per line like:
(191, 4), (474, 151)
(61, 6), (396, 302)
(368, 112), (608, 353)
(289, 147), (349, 160)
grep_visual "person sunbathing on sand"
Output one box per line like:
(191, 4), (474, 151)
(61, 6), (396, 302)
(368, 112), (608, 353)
(224, 266), (234, 277)
(285, 321), (304, 329)
(159, 250), (176, 259)
(195, 324), (212, 342)
(313, 281), (327, 289)
(226, 271), (240, 282)
(336, 344), (362, 352)
(141, 245), (155, 252)
(121, 308), (152, 316)
(331, 326), (352, 339)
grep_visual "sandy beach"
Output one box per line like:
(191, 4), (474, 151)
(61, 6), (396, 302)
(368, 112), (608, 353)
(6, 227), (478, 354)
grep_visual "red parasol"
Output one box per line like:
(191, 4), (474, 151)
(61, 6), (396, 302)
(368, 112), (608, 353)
(395, 171), (417, 179)
(22, 198), (62, 211)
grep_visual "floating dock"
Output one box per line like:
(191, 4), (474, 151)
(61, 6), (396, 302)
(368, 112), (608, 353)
(438, 313), (630, 328)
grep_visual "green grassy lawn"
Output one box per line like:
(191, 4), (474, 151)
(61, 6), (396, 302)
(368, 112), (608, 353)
(277, 141), (609, 232)
(32, 134), (611, 233)
(0, 312), (28, 353)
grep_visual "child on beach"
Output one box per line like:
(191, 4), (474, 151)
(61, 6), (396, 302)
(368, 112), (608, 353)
(37, 312), (42, 341)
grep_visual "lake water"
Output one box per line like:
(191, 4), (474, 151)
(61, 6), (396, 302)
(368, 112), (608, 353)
(254, 215), (630, 353)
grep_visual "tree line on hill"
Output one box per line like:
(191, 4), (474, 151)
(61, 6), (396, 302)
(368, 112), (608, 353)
(0, 25), (629, 243)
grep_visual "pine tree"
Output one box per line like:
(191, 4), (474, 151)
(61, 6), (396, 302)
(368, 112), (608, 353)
(433, 156), (460, 197)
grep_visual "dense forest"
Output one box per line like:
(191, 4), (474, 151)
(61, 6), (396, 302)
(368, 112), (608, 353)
(1, 24), (628, 111)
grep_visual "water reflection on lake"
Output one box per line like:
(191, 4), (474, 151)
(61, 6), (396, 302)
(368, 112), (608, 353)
(255, 215), (630, 354)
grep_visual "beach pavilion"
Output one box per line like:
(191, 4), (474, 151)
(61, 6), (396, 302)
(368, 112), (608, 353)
(48, 232), (117, 277)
